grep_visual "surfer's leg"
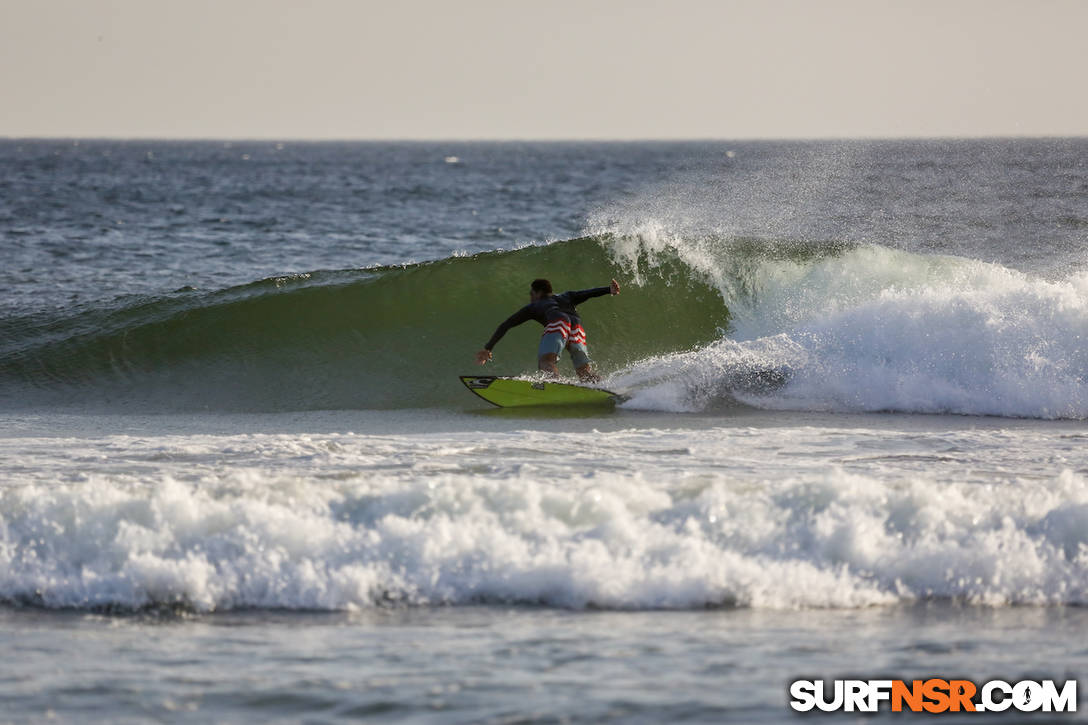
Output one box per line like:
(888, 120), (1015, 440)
(538, 330), (565, 378)
(567, 328), (599, 382)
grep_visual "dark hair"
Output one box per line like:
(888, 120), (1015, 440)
(530, 278), (553, 295)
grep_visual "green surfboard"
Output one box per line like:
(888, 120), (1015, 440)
(460, 375), (624, 408)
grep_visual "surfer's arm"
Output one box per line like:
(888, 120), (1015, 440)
(566, 279), (620, 305)
(482, 306), (533, 352)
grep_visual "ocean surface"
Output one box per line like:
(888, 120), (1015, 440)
(1, 138), (1087, 722)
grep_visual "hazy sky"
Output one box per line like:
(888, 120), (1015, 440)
(2, 0), (1086, 139)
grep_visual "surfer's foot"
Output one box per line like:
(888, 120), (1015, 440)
(538, 353), (560, 377)
(575, 364), (600, 384)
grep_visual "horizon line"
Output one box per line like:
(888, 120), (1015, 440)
(4, 132), (1087, 144)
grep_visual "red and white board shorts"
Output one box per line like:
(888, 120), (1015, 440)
(539, 318), (590, 368)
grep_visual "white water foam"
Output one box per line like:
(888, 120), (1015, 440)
(2, 427), (1087, 612)
(608, 239), (1088, 419)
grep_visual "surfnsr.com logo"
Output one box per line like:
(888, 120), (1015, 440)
(789, 679), (1078, 714)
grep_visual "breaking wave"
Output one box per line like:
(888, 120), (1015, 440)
(3, 230), (1085, 418)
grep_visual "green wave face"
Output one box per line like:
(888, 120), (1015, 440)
(0, 237), (730, 411)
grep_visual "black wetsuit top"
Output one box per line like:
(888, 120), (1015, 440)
(484, 287), (611, 351)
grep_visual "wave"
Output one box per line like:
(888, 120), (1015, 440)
(0, 237), (726, 412)
(3, 233), (1086, 418)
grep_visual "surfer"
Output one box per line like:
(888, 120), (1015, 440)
(475, 278), (620, 381)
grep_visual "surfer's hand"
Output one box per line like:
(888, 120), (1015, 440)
(475, 349), (492, 365)
(610, 278), (620, 295)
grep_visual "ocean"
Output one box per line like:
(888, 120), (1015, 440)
(1, 138), (1087, 722)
